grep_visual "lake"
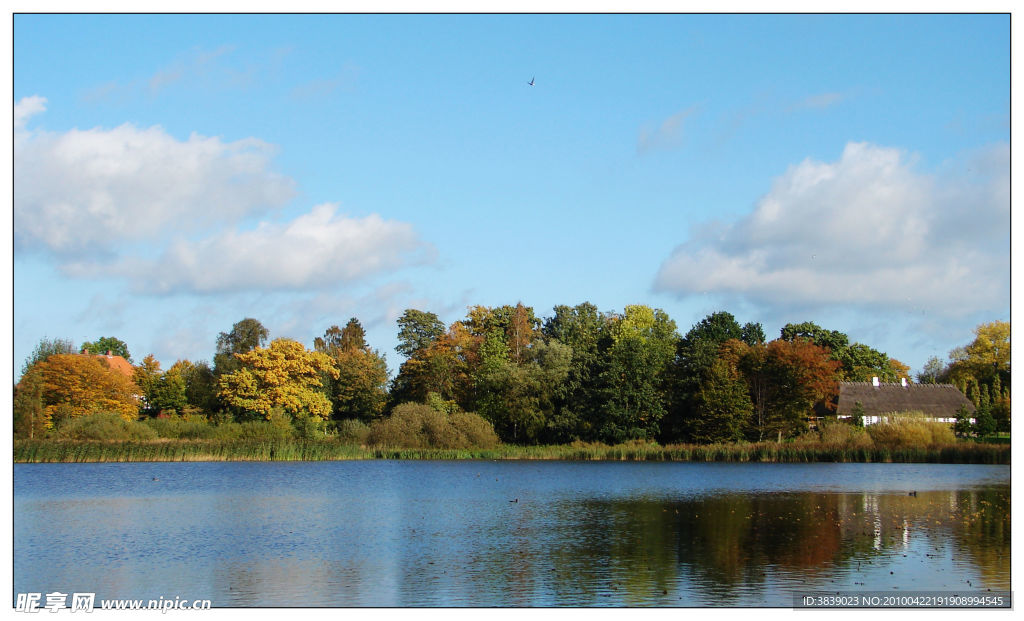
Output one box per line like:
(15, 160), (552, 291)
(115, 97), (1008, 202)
(14, 461), (1010, 607)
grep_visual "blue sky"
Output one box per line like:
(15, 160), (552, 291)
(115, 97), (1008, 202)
(12, 13), (1010, 380)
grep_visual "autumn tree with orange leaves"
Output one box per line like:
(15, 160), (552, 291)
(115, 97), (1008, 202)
(18, 353), (140, 431)
(729, 339), (841, 441)
(391, 321), (480, 408)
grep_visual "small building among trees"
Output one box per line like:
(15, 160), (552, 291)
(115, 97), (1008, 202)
(81, 349), (135, 378)
(836, 379), (976, 425)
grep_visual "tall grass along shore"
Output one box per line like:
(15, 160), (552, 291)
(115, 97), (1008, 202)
(14, 438), (1009, 464)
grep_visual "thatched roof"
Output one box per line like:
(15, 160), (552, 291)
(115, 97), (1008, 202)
(836, 382), (975, 418)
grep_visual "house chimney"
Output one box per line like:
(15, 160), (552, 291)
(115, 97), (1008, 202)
(901, 377), (907, 387)
(872, 376), (880, 387)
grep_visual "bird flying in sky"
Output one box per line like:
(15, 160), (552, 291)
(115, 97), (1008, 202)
(528, 76), (535, 86)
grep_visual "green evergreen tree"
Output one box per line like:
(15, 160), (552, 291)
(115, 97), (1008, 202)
(395, 309), (445, 357)
(690, 358), (752, 443)
(952, 405), (974, 438)
(965, 378), (980, 407)
(851, 401), (866, 427)
(973, 399), (996, 439)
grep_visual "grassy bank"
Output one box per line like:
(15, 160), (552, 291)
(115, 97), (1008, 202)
(14, 438), (1010, 464)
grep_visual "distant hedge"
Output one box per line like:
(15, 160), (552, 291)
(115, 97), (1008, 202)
(52, 412), (158, 442)
(366, 403), (500, 449)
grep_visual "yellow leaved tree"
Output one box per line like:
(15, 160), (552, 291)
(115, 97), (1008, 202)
(218, 338), (339, 420)
(21, 353), (140, 430)
(965, 321), (1010, 371)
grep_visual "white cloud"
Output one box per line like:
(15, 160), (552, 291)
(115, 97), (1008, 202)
(15, 96), (435, 300)
(654, 142), (1009, 318)
(149, 45), (238, 94)
(290, 63), (361, 100)
(14, 95), (47, 131)
(638, 105), (699, 154)
(67, 203), (436, 294)
(14, 101), (295, 256)
(795, 92), (844, 110)
(80, 46), (241, 102)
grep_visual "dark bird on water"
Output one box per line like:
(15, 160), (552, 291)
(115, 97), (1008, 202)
(528, 76), (535, 86)
(510, 498), (518, 503)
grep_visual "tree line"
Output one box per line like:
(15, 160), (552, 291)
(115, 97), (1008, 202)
(916, 320), (1011, 436)
(13, 303), (1010, 445)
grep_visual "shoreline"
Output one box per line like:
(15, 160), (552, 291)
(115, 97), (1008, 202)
(14, 439), (1009, 464)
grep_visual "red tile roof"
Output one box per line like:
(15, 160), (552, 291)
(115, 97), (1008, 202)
(85, 353), (135, 378)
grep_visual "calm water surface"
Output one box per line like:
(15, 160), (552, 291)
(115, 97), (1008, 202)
(14, 461), (1010, 606)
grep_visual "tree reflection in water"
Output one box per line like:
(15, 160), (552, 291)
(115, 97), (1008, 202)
(530, 487), (1009, 605)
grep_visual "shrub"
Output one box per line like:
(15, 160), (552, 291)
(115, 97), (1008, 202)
(207, 422), (243, 441)
(141, 416), (181, 438)
(816, 420), (873, 448)
(425, 391), (460, 415)
(53, 412), (158, 442)
(179, 407), (209, 422)
(368, 402), (499, 449)
(333, 419), (371, 445)
(182, 412), (297, 442)
(927, 420), (957, 445)
(449, 411), (501, 448)
(142, 416), (223, 440)
(867, 411), (956, 448)
(569, 440), (610, 450)
(292, 411), (326, 440)
(233, 420), (295, 442)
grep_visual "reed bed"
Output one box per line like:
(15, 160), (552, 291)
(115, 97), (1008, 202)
(14, 438), (1009, 464)
(14, 440), (370, 463)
